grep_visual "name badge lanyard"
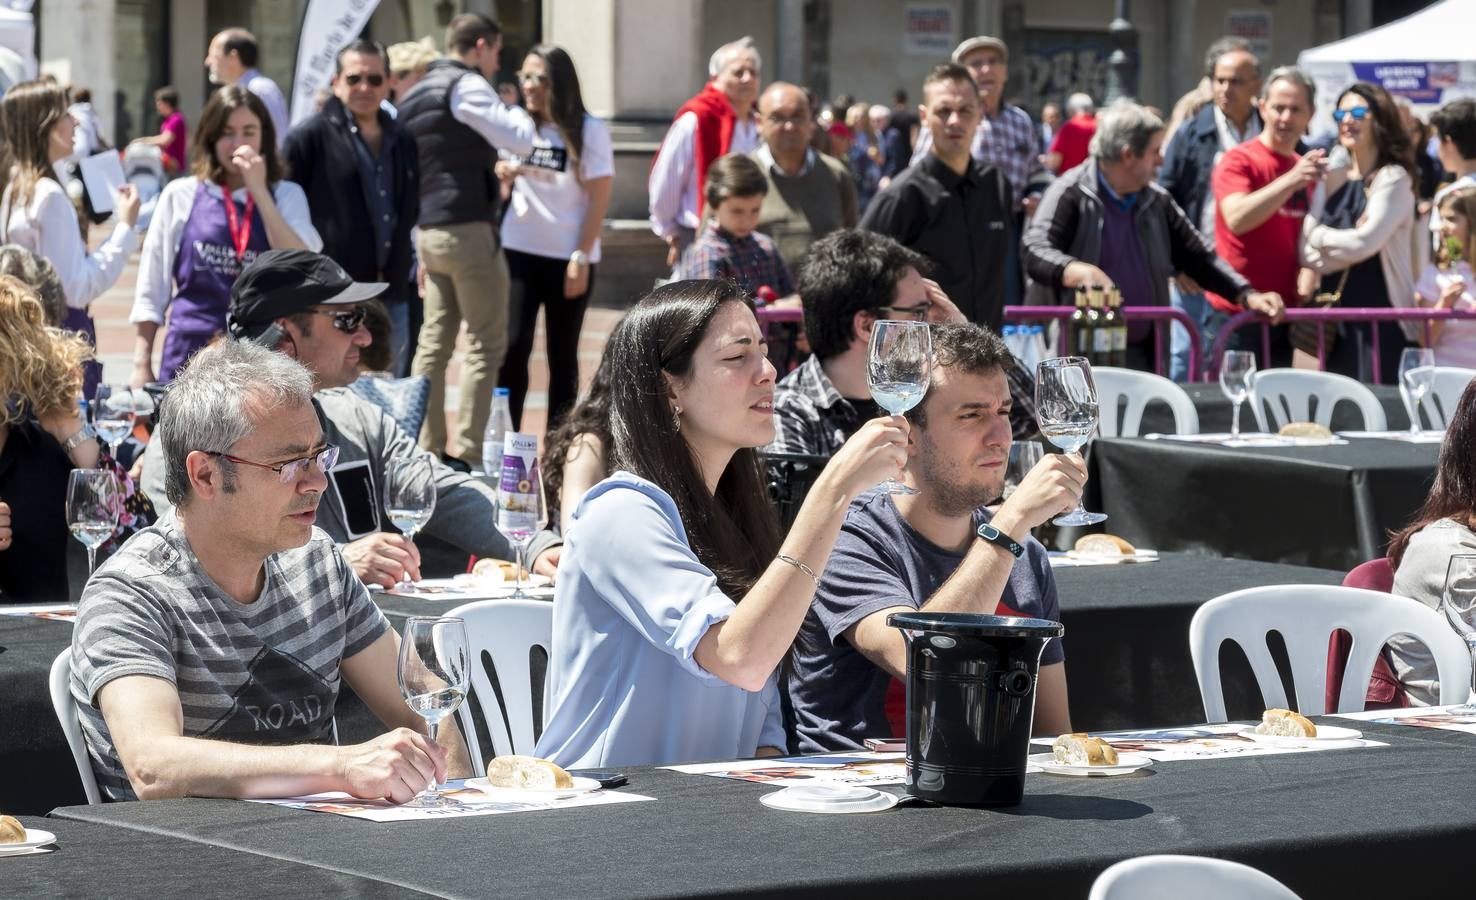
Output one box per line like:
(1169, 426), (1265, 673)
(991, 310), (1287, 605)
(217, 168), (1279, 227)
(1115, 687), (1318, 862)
(221, 186), (256, 263)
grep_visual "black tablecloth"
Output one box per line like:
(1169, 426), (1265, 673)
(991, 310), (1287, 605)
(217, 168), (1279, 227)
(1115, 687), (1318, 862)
(46, 719), (1476, 898)
(1136, 383), (1412, 435)
(1087, 437), (1437, 570)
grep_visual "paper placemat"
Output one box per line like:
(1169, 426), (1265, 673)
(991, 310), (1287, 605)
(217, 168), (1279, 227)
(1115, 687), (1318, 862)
(0, 604), (78, 622)
(376, 577), (554, 602)
(1336, 430), (1445, 443)
(1030, 723), (1384, 762)
(1332, 704), (1476, 734)
(667, 752), (909, 787)
(248, 778), (652, 822)
(1146, 433), (1347, 448)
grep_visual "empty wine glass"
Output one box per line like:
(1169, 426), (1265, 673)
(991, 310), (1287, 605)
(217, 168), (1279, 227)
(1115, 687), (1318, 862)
(1400, 347), (1437, 436)
(1219, 351), (1257, 440)
(384, 456), (437, 592)
(397, 616), (469, 807)
(66, 469), (119, 574)
(867, 319), (932, 495)
(92, 384), (136, 459)
(1001, 440), (1043, 501)
(1439, 554), (1476, 709)
(1034, 357), (1107, 526)
(495, 432), (549, 598)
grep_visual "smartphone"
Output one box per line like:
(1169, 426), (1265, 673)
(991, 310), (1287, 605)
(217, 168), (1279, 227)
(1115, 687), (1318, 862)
(864, 738), (907, 752)
(571, 770), (628, 788)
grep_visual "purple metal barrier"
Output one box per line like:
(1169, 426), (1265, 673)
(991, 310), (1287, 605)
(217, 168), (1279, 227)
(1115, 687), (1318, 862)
(1205, 307), (1476, 382)
(1002, 305), (1203, 380)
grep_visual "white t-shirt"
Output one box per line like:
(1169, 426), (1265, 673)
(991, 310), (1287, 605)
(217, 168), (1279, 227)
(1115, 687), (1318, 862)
(500, 115), (615, 262)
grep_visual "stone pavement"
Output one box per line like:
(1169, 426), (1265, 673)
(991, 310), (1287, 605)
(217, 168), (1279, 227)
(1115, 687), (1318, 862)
(89, 250), (624, 451)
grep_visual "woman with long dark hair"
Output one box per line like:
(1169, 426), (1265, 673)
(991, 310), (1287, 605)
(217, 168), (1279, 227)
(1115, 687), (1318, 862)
(534, 280), (907, 767)
(494, 44), (614, 432)
(0, 80), (140, 396)
(129, 85), (319, 386)
(1300, 82), (1417, 383)
(1387, 377), (1476, 704)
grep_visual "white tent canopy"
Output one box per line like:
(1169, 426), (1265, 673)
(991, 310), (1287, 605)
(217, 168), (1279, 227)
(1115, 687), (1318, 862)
(1298, 0), (1476, 129)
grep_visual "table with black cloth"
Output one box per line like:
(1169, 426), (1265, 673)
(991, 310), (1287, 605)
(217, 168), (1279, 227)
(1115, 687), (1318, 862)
(1086, 437), (1437, 570)
(38, 717), (1476, 898)
(1134, 382), (1412, 435)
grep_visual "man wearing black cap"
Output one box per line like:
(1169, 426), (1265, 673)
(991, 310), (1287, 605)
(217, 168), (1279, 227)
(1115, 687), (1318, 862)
(142, 249), (561, 587)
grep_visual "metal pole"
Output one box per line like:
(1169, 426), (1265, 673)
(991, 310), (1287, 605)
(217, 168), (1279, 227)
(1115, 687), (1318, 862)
(1105, 0), (1139, 103)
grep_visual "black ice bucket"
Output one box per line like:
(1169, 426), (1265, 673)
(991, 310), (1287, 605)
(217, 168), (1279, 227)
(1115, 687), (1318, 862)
(887, 611), (1064, 806)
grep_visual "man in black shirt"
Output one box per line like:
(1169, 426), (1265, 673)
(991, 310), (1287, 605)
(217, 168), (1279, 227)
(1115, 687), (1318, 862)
(861, 64), (1014, 329)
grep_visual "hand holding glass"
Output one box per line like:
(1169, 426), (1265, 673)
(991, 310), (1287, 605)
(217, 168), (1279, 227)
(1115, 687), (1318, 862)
(1034, 357), (1106, 526)
(384, 457), (437, 591)
(1399, 348), (1436, 435)
(1002, 441), (1043, 501)
(1440, 554), (1476, 708)
(397, 616), (469, 807)
(66, 469), (119, 574)
(867, 320), (932, 495)
(1219, 351), (1257, 440)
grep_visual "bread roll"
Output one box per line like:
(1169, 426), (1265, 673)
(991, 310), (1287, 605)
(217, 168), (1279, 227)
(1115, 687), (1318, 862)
(1051, 733), (1120, 766)
(483, 755), (575, 790)
(1278, 421), (1332, 438)
(1254, 708), (1317, 738)
(0, 814), (25, 844)
(1074, 534), (1136, 556)
(471, 558), (528, 582)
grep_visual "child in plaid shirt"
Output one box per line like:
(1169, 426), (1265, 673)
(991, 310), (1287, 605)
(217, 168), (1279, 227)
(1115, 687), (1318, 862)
(679, 153), (795, 300)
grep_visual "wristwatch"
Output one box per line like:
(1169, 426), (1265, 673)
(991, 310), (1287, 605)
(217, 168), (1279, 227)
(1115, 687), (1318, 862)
(976, 521), (1024, 559)
(569, 250), (590, 267)
(61, 422), (98, 454)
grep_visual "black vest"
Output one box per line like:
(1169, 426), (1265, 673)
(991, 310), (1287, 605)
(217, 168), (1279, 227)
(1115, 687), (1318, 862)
(398, 59), (497, 227)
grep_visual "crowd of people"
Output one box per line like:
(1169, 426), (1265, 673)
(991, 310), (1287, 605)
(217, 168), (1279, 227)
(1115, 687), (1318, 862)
(5, 15), (1476, 806)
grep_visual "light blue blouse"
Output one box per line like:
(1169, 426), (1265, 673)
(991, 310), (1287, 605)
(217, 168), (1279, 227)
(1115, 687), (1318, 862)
(535, 472), (787, 768)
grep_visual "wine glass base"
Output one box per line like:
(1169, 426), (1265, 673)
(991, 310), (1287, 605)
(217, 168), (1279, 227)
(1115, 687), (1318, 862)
(878, 479), (918, 496)
(400, 791), (462, 809)
(1053, 510), (1108, 527)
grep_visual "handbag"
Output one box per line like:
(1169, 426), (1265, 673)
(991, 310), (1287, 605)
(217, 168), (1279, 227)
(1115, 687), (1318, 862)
(1289, 267), (1350, 357)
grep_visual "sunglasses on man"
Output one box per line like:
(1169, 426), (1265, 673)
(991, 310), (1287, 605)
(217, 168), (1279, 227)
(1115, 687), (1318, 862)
(308, 306), (367, 333)
(344, 73), (385, 87)
(1332, 106), (1370, 123)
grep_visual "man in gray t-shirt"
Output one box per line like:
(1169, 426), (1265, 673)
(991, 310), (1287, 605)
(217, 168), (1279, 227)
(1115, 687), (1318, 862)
(786, 323), (1084, 753)
(72, 340), (467, 801)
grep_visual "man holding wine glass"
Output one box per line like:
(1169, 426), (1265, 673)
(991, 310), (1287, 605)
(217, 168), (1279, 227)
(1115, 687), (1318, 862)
(72, 340), (470, 802)
(788, 324), (1083, 751)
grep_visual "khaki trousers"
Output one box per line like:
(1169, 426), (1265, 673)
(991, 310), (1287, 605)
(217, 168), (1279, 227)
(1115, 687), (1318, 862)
(412, 221), (510, 457)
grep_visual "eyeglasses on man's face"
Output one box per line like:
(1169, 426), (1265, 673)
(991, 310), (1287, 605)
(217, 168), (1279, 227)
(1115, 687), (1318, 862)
(309, 306), (367, 333)
(875, 301), (933, 321)
(207, 444), (340, 484)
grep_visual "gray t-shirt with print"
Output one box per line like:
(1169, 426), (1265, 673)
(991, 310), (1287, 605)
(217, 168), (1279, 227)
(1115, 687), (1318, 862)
(70, 512), (389, 800)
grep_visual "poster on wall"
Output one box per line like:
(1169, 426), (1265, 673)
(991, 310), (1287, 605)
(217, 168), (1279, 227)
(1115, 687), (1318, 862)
(1019, 31), (1113, 113)
(1226, 11), (1272, 63)
(902, 4), (956, 57)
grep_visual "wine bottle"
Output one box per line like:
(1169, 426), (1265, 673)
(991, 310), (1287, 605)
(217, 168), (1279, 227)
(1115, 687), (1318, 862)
(1108, 289), (1128, 368)
(1071, 288), (1092, 359)
(1089, 289), (1110, 366)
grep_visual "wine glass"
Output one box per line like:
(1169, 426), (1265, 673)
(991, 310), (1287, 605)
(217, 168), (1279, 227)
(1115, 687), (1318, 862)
(384, 456), (437, 592)
(66, 469), (119, 575)
(1399, 347), (1437, 436)
(397, 616), (469, 808)
(495, 432), (549, 598)
(1034, 357), (1107, 526)
(1001, 440), (1043, 501)
(1439, 554), (1476, 709)
(1219, 351), (1258, 440)
(92, 384), (136, 459)
(867, 319), (932, 495)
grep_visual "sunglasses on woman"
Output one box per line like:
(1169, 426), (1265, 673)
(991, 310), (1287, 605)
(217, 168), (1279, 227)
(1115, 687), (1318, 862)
(518, 72), (549, 86)
(1332, 106), (1370, 123)
(344, 73), (385, 87)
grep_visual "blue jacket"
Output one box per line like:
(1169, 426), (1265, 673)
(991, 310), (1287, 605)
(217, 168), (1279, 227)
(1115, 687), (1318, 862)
(1158, 104), (1263, 236)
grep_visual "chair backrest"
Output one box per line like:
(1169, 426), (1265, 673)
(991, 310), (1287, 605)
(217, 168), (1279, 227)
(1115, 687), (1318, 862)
(347, 374), (432, 441)
(1089, 854), (1303, 900)
(1092, 366), (1200, 437)
(1188, 584), (1471, 720)
(1325, 558), (1407, 712)
(1420, 366), (1476, 429)
(759, 451), (830, 534)
(445, 599), (553, 774)
(49, 650), (101, 805)
(1249, 369), (1387, 432)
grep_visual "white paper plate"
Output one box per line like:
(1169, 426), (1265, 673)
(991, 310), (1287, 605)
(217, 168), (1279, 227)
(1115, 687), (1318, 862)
(465, 775), (601, 797)
(1065, 549), (1159, 563)
(0, 828), (56, 854)
(1028, 752), (1153, 777)
(760, 783), (899, 814)
(1238, 725), (1363, 743)
(452, 572), (553, 589)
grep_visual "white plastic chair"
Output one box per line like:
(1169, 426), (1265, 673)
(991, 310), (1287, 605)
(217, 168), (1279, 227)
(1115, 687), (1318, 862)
(49, 650), (102, 805)
(1093, 367), (1200, 437)
(1089, 854), (1303, 900)
(1417, 366), (1476, 429)
(445, 599), (553, 775)
(1249, 369), (1387, 432)
(1188, 585), (1471, 721)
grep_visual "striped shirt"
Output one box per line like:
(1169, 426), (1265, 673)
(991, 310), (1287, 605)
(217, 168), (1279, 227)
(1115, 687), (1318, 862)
(70, 511), (388, 800)
(910, 103), (1044, 210)
(648, 111), (761, 240)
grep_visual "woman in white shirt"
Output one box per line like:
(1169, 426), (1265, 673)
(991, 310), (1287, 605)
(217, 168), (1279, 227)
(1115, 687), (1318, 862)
(0, 80), (140, 397)
(494, 45), (614, 432)
(128, 85), (320, 387)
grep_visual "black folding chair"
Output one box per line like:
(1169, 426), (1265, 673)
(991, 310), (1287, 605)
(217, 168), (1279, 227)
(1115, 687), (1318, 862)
(758, 451), (830, 534)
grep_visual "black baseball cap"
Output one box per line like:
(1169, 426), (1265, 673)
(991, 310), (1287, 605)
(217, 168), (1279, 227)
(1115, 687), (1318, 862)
(226, 249), (387, 343)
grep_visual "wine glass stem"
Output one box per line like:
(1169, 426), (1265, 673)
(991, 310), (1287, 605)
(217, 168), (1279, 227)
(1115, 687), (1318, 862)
(1231, 401), (1242, 439)
(86, 545), (97, 575)
(513, 541), (526, 596)
(1069, 451), (1089, 516)
(423, 718), (441, 795)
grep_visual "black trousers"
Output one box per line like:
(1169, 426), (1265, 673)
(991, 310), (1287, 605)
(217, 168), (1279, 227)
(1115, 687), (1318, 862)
(497, 248), (595, 430)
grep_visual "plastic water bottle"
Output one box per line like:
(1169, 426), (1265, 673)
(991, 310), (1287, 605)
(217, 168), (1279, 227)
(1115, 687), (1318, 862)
(482, 388), (513, 478)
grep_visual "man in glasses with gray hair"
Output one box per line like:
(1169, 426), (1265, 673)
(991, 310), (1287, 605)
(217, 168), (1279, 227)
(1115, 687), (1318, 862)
(140, 249), (561, 588)
(72, 338), (471, 801)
